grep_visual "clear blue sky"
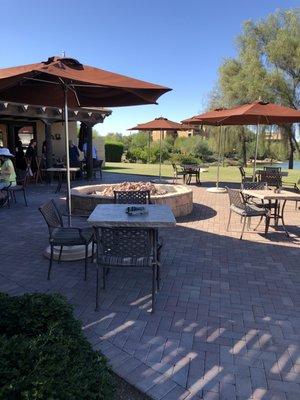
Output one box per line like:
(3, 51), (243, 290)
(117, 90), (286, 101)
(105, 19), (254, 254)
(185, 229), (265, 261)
(1, 0), (298, 136)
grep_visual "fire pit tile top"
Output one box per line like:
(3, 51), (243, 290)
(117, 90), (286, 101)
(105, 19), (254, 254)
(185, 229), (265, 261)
(71, 182), (193, 217)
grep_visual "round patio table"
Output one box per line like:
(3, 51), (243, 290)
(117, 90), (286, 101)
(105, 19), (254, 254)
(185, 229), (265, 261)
(181, 164), (201, 184)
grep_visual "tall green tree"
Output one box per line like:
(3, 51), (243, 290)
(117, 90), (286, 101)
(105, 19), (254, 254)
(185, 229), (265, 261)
(218, 9), (300, 168)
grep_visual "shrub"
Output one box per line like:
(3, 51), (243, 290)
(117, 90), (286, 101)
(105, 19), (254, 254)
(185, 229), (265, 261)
(126, 147), (149, 163)
(148, 142), (170, 164)
(0, 293), (115, 400)
(105, 142), (124, 162)
(171, 154), (200, 165)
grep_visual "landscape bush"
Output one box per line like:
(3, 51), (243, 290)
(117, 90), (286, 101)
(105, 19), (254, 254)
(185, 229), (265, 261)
(105, 142), (124, 162)
(0, 293), (115, 400)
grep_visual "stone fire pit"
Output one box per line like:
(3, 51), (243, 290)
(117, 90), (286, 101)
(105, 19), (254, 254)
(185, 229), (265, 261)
(71, 182), (193, 217)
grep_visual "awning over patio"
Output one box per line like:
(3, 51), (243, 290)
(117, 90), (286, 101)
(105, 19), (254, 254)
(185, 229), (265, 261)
(0, 100), (111, 124)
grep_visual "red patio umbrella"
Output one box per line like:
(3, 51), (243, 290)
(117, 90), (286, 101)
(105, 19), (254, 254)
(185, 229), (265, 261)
(183, 101), (300, 186)
(129, 117), (190, 180)
(0, 56), (171, 220)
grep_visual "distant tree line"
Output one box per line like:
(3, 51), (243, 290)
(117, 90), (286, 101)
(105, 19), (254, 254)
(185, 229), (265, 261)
(103, 9), (300, 167)
(209, 8), (300, 168)
(103, 129), (292, 166)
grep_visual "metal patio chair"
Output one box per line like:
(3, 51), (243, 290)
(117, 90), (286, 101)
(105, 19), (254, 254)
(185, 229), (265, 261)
(241, 181), (279, 227)
(93, 159), (103, 180)
(172, 163), (186, 184)
(39, 200), (94, 280)
(263, 166), (282, 173)
(239, 166), (252, 183)
(0, 186), (10, 208)
(114, 190), (151, 204)
(6, 168), (30, 207)
(258, 170), (282, 188)
(94, 226), (159, 312)
(226, 187), (270, 240)
(282, 178), (300, 210)
(114, 189), (163, 261)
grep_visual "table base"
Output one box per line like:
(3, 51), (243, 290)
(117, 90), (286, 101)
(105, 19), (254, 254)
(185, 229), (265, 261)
(43, 243), (94, 261)
(207, 187), (227, 193)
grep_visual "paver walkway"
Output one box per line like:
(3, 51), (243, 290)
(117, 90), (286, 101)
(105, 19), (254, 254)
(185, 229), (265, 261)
(1, 173), (300, 400)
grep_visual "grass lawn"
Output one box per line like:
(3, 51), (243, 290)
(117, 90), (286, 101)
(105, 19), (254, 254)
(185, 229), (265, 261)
(104, 162), (299, 184)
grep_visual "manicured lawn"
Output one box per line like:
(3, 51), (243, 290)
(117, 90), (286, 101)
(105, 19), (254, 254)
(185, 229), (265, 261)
(104, 162), (299, 184)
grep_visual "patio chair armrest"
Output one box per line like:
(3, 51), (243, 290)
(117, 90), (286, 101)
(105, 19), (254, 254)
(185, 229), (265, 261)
(49, 226), (81, 240)
(2, 182), (12, 190)
(282, 183), (300, 193)
(78, 227), (93, 242)
(61, 212), (89, 219)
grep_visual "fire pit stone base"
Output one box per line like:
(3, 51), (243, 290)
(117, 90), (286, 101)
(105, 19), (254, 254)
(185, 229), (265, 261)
(71, 183), (193, 217)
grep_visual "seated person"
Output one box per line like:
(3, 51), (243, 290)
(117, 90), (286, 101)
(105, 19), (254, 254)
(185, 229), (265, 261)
(69, 140), (82, 178)
(0, 148), (16, 189)
(69, 140), (81, 167)
(82, 142), (99, 168)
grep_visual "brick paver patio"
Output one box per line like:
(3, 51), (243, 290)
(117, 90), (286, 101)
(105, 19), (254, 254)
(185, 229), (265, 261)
(1, 173), (300, 400)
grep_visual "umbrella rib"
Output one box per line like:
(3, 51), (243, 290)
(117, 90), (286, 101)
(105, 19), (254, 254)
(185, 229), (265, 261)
(73, 83), (158, 104)
(23, 77), (61, 85)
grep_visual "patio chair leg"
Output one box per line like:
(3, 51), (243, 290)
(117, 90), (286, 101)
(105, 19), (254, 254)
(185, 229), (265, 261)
(48, 244), (54, 280)
(247, 218), (251, 229)
(102, 266), (106, 289)
(151, 266), (156, 313)
(265, 215), (270, 235)
(23, 189), (28, 206)
(95, 268), (99, 311)
(254, 216), (263, 231)
(240, 217), (247, 240)
(91, 240), (95, 263)
(58, 246), (63, 263)
(84, 244), (88, 281)
(156, 263), (160, 291)
(226, 210), (232, 231)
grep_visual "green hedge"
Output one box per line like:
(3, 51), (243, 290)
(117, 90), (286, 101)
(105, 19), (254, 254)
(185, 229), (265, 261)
(105, 142), (124, 162)
(0, 293), (115, 400)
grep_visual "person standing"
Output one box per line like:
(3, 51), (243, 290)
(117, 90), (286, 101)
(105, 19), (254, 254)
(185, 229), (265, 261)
(15, 140), (27, 171)
(25, 139), (37, 173)
(69, 140), (81, 167)
(83, 141), (98, 167)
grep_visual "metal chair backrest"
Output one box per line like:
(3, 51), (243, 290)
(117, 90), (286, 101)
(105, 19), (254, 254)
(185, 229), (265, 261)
(39, 200), (63, 234)
(93, 159), (103, 170)
(259, 171), (282, 187)
(226, 187), (245, 209)
(16, 168), (31, 188)
(241, 181), (267, 190)
(114, 190), (151, 204)
(172, 163), (179, 172)
(264, 166), (282, 173)
(94, 227), (154, 259)
(239, 166), (246, 179)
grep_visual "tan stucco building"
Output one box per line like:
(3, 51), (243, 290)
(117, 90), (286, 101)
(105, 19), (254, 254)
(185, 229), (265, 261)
(0, 101), (110, 167)
(151, 126), (208, 141)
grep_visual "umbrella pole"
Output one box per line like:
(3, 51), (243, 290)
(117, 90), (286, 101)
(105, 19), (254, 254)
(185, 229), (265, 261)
(207, 125), (226, 193)
(253, 123), (260, 181)
(148, 131), (151, 164)
(64, 86), (72, 226)
(159, 130), (162, 181)
(216, 125), (222, 188)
